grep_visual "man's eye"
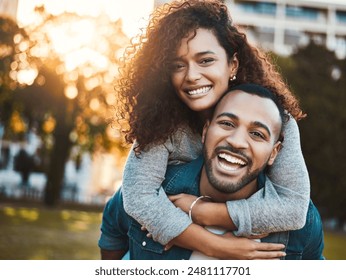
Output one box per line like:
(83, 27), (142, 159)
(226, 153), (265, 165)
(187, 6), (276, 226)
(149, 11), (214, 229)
(219, 120), (235, 128)
(251, 131), (265, 139)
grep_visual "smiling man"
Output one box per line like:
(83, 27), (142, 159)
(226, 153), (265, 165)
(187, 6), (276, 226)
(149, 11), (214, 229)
(99, 83), (324, 260)
(200, 85), (283, 199)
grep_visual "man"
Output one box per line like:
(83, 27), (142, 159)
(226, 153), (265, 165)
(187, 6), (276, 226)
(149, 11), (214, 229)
(98, 84), (324, 260)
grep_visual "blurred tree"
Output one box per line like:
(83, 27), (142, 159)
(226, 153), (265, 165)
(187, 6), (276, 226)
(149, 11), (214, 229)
(0, 16), (34, 140)
(276, 42), (346, 226)
(0, 7), (130, 206)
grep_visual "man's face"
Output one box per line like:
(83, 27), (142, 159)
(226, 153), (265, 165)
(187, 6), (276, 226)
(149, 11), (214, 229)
(202, 90), (282, 194)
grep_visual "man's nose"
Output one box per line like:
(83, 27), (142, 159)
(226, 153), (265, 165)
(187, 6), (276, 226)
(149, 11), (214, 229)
(225, 129), (249, 149)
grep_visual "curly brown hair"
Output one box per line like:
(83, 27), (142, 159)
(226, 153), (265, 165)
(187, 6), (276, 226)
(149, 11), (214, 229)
(115, 0), (305, 152)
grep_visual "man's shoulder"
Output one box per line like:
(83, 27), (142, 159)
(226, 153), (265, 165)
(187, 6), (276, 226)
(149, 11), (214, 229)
(162, 156), (204, 195)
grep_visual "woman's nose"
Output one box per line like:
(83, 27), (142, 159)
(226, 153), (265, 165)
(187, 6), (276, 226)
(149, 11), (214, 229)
(185, 64), (202, 82)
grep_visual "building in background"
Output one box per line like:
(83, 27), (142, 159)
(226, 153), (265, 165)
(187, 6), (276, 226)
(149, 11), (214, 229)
(154, 0), (346, 58)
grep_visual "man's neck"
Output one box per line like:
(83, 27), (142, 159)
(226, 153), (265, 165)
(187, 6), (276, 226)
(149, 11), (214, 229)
(199, 166), (258, 203)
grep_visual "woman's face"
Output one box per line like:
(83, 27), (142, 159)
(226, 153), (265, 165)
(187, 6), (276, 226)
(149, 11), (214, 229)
(170, 28), (238, 112)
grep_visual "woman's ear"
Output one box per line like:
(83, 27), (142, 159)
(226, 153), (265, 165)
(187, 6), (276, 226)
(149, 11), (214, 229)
(229, 52), (239, 78)
(202, 120), (210, 144)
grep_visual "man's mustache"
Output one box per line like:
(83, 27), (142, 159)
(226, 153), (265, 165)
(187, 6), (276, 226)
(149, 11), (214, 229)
(214, 146), (252, 166)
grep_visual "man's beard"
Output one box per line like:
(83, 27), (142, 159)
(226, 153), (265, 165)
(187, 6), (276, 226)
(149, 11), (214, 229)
(203, 146), (265, 194)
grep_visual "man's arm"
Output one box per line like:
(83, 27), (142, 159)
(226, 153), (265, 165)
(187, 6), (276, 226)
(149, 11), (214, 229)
(98, 189), (130, 259)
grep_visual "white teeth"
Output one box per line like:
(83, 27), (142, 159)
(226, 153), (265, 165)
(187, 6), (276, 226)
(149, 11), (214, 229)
(219, 153), (246, 166)
(188, 86), (211, 95)
(219, 161), (238, 171)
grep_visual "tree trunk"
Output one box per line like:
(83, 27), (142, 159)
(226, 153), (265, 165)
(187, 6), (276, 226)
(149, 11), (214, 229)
(44, 121), (73, 206)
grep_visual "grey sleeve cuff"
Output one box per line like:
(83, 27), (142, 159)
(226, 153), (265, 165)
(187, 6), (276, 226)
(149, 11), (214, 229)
(226, 199), (252, 236)
(131, 187), (193, 245)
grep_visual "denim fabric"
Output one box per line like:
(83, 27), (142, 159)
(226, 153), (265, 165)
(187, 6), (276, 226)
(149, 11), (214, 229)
(284, 200), (324, 260)
(98, 188), (130, 251)
(99, 156), (324, 260)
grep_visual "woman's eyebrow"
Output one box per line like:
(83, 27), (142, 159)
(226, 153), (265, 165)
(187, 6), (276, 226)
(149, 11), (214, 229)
(175, 50), (217, 60)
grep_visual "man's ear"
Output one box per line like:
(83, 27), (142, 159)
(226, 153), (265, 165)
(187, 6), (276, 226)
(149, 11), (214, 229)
(267, 141), (282, 166)
(202, 120), (210, 144)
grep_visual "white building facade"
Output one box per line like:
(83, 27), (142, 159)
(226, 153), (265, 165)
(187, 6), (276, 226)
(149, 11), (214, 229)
(154, 0), (346, 58)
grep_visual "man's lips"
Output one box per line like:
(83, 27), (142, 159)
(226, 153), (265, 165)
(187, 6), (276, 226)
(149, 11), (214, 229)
(218, 152), (247, 166)
(214, 147), (250, 172)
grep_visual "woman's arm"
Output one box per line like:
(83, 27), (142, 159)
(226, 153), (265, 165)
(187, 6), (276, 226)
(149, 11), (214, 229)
(122, 128), (202, 245)
(170, 223), (286, 260)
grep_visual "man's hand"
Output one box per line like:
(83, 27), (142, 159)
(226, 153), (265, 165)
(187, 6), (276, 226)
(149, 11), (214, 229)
(101, 249), (127, 260)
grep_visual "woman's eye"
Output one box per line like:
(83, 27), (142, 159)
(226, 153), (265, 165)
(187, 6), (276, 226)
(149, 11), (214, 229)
(171, 63), (185, 72)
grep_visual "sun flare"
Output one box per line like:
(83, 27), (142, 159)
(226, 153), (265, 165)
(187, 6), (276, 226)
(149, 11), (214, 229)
(17, 0), (154, 38)
(15, 0), (154, 85)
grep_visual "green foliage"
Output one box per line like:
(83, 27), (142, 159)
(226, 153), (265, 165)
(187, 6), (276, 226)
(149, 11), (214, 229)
(0, 17), (30, 136)
(1, 9), (130, 206)
(276, 42), (346, 225)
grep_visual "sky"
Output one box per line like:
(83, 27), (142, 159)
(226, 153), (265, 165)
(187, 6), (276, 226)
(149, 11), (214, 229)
(17, 0), (155, 38)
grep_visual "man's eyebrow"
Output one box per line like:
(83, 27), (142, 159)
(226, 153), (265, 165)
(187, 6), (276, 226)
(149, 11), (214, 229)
(215, 112), (238, 120)
(252, 121), (271, 137)
(215, 112), (272, 137)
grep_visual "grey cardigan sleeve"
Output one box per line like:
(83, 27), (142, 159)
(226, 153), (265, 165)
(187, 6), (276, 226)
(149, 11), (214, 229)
(226, 117), (310, 236)
(121, 141), (193, 245)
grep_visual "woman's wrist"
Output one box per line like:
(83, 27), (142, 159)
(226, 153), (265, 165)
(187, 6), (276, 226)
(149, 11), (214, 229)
(193, 202), (237, 230)
(192, 201), (212, 225)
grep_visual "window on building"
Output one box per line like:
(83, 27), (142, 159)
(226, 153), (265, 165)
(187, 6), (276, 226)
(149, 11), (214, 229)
(237, 1), (276, 16)
(286, 5), (319, 20)
(336, 10), (346, 23)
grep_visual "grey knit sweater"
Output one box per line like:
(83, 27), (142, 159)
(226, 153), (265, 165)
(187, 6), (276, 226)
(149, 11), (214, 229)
(122, 116), (310, 245)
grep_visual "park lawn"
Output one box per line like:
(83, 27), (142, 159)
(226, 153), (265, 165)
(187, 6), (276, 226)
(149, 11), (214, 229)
(0, 203), (345, 260)
(0, 203), (102, 260)
(323, 231), (346, 260)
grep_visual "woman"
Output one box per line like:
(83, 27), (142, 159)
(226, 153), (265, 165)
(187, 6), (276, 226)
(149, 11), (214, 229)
(114, 0), (309, 259)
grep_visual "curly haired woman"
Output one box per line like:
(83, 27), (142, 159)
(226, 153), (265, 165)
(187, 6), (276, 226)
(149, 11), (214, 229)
(110, 0), (310, 259)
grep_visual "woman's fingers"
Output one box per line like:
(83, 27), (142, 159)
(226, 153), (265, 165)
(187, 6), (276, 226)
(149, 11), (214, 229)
(257, 242), (285, 251)
(253, 242), (286, 259)
(254, 250), (286, 260)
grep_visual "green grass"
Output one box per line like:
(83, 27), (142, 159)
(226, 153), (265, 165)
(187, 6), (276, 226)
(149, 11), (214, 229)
(323, 231), (346, 260)
(0, 203), (102, 260)
(0, 203), (345, 260)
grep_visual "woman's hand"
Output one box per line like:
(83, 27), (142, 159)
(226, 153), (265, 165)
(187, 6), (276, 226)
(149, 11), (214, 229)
(169, 194), (235, 229)
(169, 194), (198, 213)
(168, 224), (285, 260)
(214, 232), (285, 260)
